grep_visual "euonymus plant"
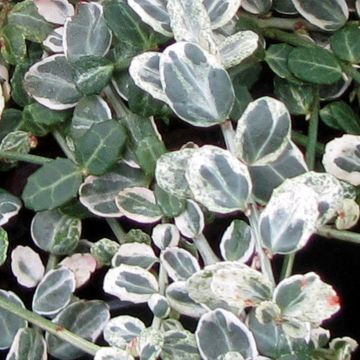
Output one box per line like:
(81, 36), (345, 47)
(0, 0), (360, 359)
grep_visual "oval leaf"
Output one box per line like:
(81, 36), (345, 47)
(148, 294), (170, 319)
(0, 189), (22, 226)
(204, 0), (242, 29)
(174, 200), (205, 238)
(186, 145), (252, 213)
(160, 42), (235, 127)
(152, 223), (180, 250)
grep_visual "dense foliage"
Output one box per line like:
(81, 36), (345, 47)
(0, 0), (359, 359)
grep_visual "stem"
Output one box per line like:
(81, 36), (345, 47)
(106, 218), (126, 244)
(262, 28), (315, 48)
(305, 92), (320, 171)
(45, 254), (59, 273)
(0, 150), (50, 165)
(239, 10), (322, 32)
(53, 131), (77, 163)
(220, 121), (237, 154)
(280, 253), (295, 280)
(193, 234), (219, 265)
(291, 131), (324, 155)
(317, 226), (360, 245)
(103, 85), (129, 118)
(0, 296), (100, 356)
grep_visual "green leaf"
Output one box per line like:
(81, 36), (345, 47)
(274, 77), (314, 116)
(73, 57), (114, 96)
(1, 25), (27, 65)
(95, 347), (134, 360)
(0, 131), (31, 164)
(7, 0), (53, 42)
(196, 309), (258, 360)
(138, 328), (164, 360)
(10, 64), (33, 107)
(220, 220), (254, 262)
(174, 199), (204, 238)
(0, 290), (27, 350)
(43, 27), (64, 53)
(46, 300), (110, 360)
(154, 184), (185, 217)
(160, 42), (235, 127)
(0, 228), (8, 266)
(103, 264), (159, 303)
(288, 47), (343, 85)
(230, 84), (253, 121)
(0, 189), (22, 226)
(186, 146), (252, 213)
(31, 209), (81, 255)
(320, 101), (360, 134)
(24, 55), (82, 110)
(330, 24), (360, 63)
(161, 330), (200, 360)
(64, 2), (112, 63)
(79, 161), (149, 217)
(0, 109), (23, 142)
(235, 97), (291, 165)
(135, 135), (167, 176)
(115, 187), (163, 223)
(273, 0), (297, 14)
(90, 238), (120, 266)
(34, 0), (74, 25)
(22, 158), (83, 211)
(22, 102), (72, 137)
(6, 328), (47, 360)
(292, 0), (348, 31)
(75, 120), (127, 176)
(32, 267), (76, 316)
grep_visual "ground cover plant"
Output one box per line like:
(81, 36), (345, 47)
(0, 0), (360, 359)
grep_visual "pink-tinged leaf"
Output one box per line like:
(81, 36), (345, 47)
(35, 0), (74, 25)
(60, 253), (97, 288)
(11, 246), (45, 288)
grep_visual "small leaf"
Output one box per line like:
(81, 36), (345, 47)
(0, 131), (31, 164)
(138, 328), (164, 360)
(70, 95), (112, 139)
(274, 272), (340, 326)
(186, 145), (252, 213)
(0, 228), (8, 266)
(161, 330), (200, 360)
(242, 0), (272, 14)
(64, 2), (112, 63)
(161, 248), (200, 281)
(196, 309), (258, 360)
(11, 246), (44, 288)
(104, 264), (159, 303)
(0, 189), (22, 226)
(43, 27), (64, 53)
(259, 182), (319, 254)
(220, 220), (254, 262)
(95, 347), (134, 360)
(115, 187), (163, 223)
(128, 0), (172, 36)
(166, 281), (208, 318)
(335, 198), (360, 230)
(320, 101), (360, 135)
(288, 47), (343, 85)
(104, 315), (145, 349)
(174, 200), (205, 238)
(24, 55), (82, 110)
(31, 209), (81, 255)
(204, 0), (242, 29)
(292, 0), (348, 31)
(75, 120), (127, 176)
(129, 52), (168, 102)
(155, 148), (196, 199)
(112, 243), (158, 269)
(91, 238), (120, 266)
(79, 162), (149, 217)
(34, 0), (74, 25)
(235, 97), (291, 165)
(0, 291), (27, 350)
(46, 300), (110, 360)
(32, 267), (75, 316)
(322, 134), (360, 185)
(6, 327), (46, 360)
(154, 184), (185, 217)
(160, 42), (234, 127)
(219, 31), (260, 68)
(152, 223), (180, 250)
(60, 253), (97, 288)
(148, 294), (170, 319)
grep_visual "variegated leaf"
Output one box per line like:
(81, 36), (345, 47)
(219, 31), (260, 68)
(0, 189), (22, 226)
(148, 294), (170, 318)
(196, 309), (258, 360)
(104, 265), (159, 303)
(128, 0), (172, 36)
(138, 328), (164, 360)
(161, 330), (200, 360)
(95, 347), (134, 360)
(129, 52), (168, 102)
(235, 97), (291, 165)
(115, 187), (163, 223)
(160, 42), (234, 127)
(174, 200), (204, 238)
(43, 27), (64, 53)
(34, 0), (74, 25)
(203, 0), (242, 29)
(186, 145), (252, 213)
(152, 223), (180, 250)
